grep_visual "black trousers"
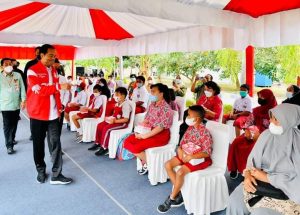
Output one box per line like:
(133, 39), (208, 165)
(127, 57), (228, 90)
(47, 111), (64, 156)
(2, 110), (20, 149)
(31, 118), (62, 177)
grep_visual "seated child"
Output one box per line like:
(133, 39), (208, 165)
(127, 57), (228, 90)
(64, 82), (87, 123)
(131, 76), (148, 114)
(227, 125), (260, 179)
(72, 84), (104, 143)
(157, 105), (213, 213)
(88, 87), (132, 155)
(222, 84), (252, 137)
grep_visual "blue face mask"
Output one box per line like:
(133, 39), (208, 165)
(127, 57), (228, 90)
(240, 91), (247, 98)
(149, 94), (158, 102)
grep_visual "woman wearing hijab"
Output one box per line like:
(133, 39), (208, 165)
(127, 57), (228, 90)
(226, 103), (300, 215)
(283, 88), (300, 129)
(244, 89), (277, 133)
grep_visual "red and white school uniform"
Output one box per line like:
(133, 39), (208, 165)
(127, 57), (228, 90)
(95, 100), (132, 149)
(27, 61), (62, 121)
(124, 99), (173, 154)
(64, 90), (87, 114)
(176, 124), (213, 172)
(223, 95), (252, 127)
(77, 94), (104, 119)
(131, 85), (148, 114)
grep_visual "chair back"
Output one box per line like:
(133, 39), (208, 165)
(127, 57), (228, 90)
(126, 100), (136, 132)
(168, 111), (180, 148)
(206, 121), (230, 173)
(98, 95), (107, 121)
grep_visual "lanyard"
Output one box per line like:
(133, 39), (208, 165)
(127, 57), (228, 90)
(1, 73), (15, 88)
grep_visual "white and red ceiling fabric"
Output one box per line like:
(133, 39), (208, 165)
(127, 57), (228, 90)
(0, 0), (300, 59)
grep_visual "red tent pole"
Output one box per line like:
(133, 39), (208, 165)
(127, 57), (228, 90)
(246, 45), (254, 97)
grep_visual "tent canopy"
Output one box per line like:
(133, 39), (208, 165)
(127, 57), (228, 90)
(0, 0), (300, 59)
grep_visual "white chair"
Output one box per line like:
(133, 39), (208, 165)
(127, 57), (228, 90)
(108, 101), (136, 159)
(175, 96), (186, 122)
(69, 92), (90, 131)
(81, 95), (107, 142)
(180, 121), (230, 215)
(137, 111), (180, 186)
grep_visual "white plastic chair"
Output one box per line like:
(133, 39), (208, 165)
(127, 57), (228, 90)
(180, 121), (230, 215)
(108, 101), (136, 159)
(69, 92), (90, 131)
(175, 96), (186, 122)
(81, 95), (107, 142)
(136, 111), (180, 186)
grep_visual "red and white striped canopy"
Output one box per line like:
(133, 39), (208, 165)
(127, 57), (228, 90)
(1, 0), (300, 59)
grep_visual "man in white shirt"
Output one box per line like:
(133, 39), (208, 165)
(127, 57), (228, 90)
(131, 76), (149, 114)
(223, 84), (252, 137)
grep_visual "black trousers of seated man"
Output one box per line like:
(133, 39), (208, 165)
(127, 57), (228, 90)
(2, 110), (20, 149)
(31, 118), (62, 177)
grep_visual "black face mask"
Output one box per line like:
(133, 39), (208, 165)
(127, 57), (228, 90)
(258, 98), (267, 105)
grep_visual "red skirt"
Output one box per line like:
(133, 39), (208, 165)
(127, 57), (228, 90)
(65, 106), (80, 114)
(135, 106), (146, 114)
(124, 129), (170, 154)
(227, 135), (255, 173)
(175, 156), (212, 172)
(77, 112), (96, 119)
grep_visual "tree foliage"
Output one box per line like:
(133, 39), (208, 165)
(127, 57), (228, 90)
(75, 57), (116, 75)
(216, 49), (242, 88)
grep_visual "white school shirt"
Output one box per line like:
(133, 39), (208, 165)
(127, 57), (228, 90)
(73, 90), (87, 106)
(88, 95), (104, 109)
(233, 95), (252, 112)
(131, 86), (149, 109)
(59, 75), (71, 107)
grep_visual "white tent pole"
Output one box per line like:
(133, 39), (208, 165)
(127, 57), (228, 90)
(119, 56), (124, 80)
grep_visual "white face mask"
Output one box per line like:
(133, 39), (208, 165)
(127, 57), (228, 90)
(185, 117), (196, 126)
(148, 80), (153, 84)
(204, 90), (213, 98)
(130, 78), (136, 82)
(286, 92), (293, 99)
(137, 83), (143, 88)
(99, 83), (104, 87)
(4, 66), (13, 73)
(93, 92), (100, 97)
(269, 122), (284, 135)
(175, 79), (182, 85)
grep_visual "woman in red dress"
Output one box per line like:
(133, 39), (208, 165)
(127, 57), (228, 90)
(124, 83), (173, 175)
(197, 81), (223, 121)
(243, 89), (277, 133)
